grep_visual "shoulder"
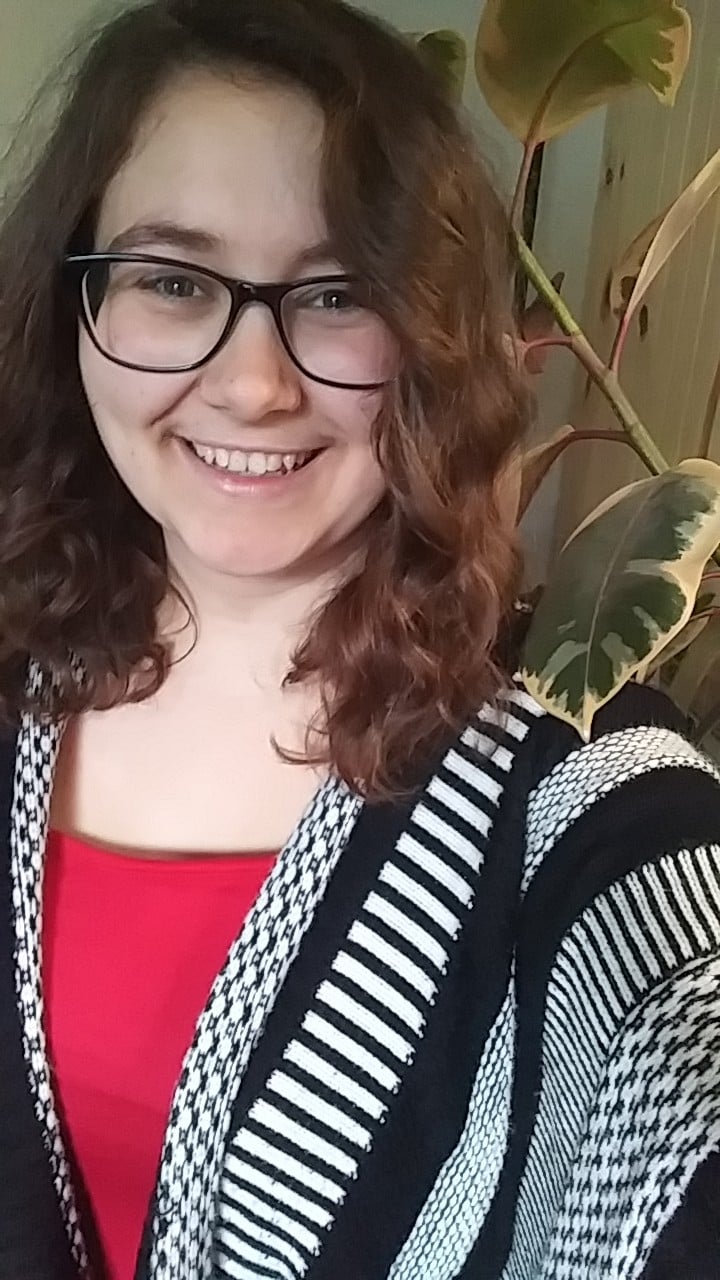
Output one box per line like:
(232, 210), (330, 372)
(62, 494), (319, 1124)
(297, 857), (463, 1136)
(486, 687), (720, 1280)
(486, 681), (720, 1008)
(463, 677), (714, 814)
(448, 678), (719, 858)
(458, 679), (720, 927)
(516, 675), (701, 786)
(506, 680), (720, 862)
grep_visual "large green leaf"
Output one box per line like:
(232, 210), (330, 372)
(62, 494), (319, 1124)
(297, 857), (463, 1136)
(475, 0), (691, 143)
(636, 612), (709, 683)
(521, 459), (720, 739)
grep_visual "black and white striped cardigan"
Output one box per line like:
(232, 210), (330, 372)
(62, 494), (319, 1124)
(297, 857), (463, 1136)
(1, 675), (720, 1280)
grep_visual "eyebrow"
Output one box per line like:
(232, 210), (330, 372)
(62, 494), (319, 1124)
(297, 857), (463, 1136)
(104, 221), (221, 255)
(102, 221), (342, 272)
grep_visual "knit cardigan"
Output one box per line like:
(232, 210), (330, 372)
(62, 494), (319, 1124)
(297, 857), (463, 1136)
(1, 675), (719, 1280)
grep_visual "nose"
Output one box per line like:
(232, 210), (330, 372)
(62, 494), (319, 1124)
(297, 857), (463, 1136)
(198, 302), (303, 420)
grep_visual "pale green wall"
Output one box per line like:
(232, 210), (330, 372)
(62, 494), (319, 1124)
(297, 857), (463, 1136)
(0, 0), (117, 159)
(0, 0), (519, 187)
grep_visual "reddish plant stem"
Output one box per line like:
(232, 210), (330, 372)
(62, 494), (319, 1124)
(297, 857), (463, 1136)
(523, 336), (575, 353)
(689, 608), (720, 623)
(609, 306), (633, 374)
(568, 429), (646, 463)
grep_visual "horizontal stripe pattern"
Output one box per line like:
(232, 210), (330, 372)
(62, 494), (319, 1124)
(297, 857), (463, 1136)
(215, 690), (535, 1278)
(148, 775), (364, 1279)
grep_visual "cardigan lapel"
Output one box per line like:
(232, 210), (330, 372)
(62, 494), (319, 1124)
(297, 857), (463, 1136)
(138, 773), (363, 1280)
(4, 665), (365, 1280)
(0, 726), (79, 1279)
(8, 698), (94, 1273)
(3, 665), (366, 1280)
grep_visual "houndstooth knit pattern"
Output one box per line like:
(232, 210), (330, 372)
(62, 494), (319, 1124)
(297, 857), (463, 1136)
(501, 844), (720, 1280)
(9, 669), (89, 1274)
(211, 688), (541, 1280)
(541, 951), (720, 1279)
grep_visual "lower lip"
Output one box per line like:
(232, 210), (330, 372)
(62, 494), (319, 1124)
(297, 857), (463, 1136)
(177, 439), (325, 496)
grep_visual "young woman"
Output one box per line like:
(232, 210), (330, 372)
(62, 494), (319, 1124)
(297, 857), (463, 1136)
(0, 1), (718, 1278)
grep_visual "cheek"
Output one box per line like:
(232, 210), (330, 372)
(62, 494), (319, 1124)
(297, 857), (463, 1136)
(343, 390), (386, 499)
(317, 387), (382, 465)
(78, 333), (188, 443)
(319, 387), (385, 501)
(77, 338), (181, 519)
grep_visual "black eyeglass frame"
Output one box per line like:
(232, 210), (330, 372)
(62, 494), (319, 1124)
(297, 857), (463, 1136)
(63, 252), (395, 391)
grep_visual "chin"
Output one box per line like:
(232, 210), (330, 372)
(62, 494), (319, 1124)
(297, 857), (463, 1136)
(175, 530), (331, 582)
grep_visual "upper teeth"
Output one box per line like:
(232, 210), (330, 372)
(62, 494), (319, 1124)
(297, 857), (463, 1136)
(189, 443), (312, 475)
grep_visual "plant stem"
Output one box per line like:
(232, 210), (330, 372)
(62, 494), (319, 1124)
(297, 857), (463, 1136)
(609, 304), (633, 374)
(569, 429), (647, 464)
(523, 336), (575, 353)
(514, 232), (669, 476)
(512, 142), (538, 233)
(515, 234), (581, 335)
(689, 608), (720, 623)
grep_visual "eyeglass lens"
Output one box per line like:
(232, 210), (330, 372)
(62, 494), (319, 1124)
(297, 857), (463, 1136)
(81, 259), (398, 386)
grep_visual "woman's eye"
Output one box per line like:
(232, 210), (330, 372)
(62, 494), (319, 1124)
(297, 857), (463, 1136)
(306, 284), (365, 312)
(141, 274), (201, 300)
(321, 289), (353, 310)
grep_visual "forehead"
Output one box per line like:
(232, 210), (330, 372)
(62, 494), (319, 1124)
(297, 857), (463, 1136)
(95, 71), (329, 271)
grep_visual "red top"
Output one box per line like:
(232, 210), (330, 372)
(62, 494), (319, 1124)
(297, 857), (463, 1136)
(42, 830), (276, 1280)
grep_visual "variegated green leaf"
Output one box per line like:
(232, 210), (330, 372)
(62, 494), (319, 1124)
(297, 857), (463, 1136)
(635, 612), (709, 682)
(475, 0), (691, 143)
(521, 458), (720, 739)
(639, 575), (720, 682)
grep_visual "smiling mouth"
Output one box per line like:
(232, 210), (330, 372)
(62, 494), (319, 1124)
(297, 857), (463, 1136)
(183, 440), (324, 476)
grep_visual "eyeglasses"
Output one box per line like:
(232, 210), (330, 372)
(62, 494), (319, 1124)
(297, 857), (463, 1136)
(64, 253), (399, 390)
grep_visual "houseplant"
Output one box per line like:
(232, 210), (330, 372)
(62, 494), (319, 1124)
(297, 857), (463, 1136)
(417, 1), (720, 749)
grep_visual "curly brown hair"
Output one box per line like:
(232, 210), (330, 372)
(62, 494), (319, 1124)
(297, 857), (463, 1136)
(0, 0), (531, 800)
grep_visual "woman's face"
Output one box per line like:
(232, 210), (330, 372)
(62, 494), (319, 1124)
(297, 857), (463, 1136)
(80, 71), (389, 586)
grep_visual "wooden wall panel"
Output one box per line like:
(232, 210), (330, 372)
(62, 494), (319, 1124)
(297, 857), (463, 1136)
(555, 0), (720, 546)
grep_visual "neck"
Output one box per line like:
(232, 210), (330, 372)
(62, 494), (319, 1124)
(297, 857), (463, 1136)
(161, 543), (359, 694)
